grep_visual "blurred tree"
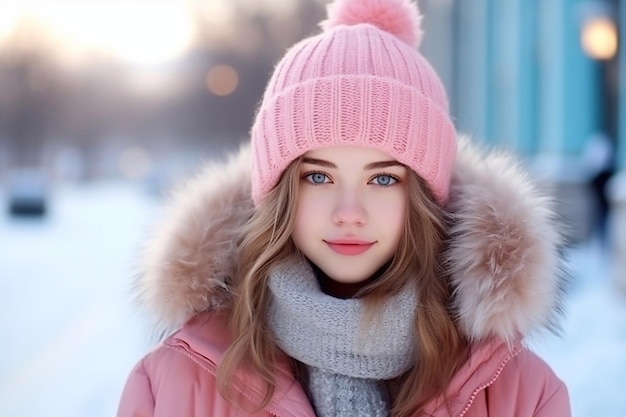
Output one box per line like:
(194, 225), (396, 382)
(0, 0), (328, 178)
(0, 17), (59, 166)
(172, 0), (326, 147)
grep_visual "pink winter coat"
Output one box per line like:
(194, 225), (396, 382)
(118, 137), (571, 416)
(118, 313), (569, 417)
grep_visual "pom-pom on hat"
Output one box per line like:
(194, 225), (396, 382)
(251, 0), (457, 206)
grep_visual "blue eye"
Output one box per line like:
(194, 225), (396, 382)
(371, 174), (397, 186)
(305, 172), (330, 184)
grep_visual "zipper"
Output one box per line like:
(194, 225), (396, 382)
(165, 339), (293, 417)
(455, 346), (522, 417)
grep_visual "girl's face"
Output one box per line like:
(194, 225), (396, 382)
(292, 146), (408, 289)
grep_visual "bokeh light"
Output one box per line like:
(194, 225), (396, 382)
(205, 64), (239, 96)
(581, 16), (618, 60)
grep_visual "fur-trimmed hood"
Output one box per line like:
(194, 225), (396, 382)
(135, 135), (566, 344)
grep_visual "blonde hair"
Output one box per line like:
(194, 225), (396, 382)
(217, 158), (467, 416)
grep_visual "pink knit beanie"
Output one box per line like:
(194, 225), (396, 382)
(251, 0), (457, 206)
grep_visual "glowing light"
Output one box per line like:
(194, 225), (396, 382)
(581, 16), (618, 60)
(119, 147), (152, 180)
(0, 1), (193, 66)
(205, 65), (239, 96)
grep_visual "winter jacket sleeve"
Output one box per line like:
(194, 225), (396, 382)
(478, 348), (571, 417)
(117, 357), (156, 417)
(518, 349), (571, 417)
(533, 379), (571, 417)
(117, 343), (241, 417)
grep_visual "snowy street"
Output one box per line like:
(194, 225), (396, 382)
(1, 182), (625, 417)
(0, 183), (155, 417)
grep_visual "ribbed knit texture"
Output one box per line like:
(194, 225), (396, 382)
(251, 0), (457, 206)
(306, 368), (390, 417)
(266, 257), (417, 416)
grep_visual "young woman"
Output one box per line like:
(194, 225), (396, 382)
(117, 0), (571, 415)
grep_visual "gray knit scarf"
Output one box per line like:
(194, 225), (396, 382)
(267, 257), (418, 417)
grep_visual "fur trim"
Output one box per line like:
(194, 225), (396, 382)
(446, 136), (567, 344)
(134, 136), (567, 342)
(134, 145), (253, 332)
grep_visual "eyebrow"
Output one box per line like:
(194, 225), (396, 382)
(302, 157), (404, 170)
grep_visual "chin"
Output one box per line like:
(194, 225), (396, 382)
(323, 269), (376, 284)
(332, 276), (370, 285)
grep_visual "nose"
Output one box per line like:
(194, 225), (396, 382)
(332, 190), (367, 226)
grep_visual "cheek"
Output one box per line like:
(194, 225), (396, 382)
(293, 191), (319, 240)
(370, 191), (406, 219)
(297, 188), (330, 215)
(389, 204), (406, 235)
(370, 193), (406, 239)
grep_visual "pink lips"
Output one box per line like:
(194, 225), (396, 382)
(325, 239), (375, 256)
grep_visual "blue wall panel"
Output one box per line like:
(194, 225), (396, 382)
(617, 0), (626, 169)
(454, 0), (489, 141)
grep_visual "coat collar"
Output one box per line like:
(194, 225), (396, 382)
(168, 313), (520, 417)
(135, 135), (567, 344)
(166, 312), (317, 417)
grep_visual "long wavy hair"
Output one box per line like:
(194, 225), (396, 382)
(216, 156), (468, 416)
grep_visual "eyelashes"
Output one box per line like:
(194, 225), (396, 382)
(370, 173), (399, 186)
(302, 171), (331, 184)
(301, 171), (400, 186)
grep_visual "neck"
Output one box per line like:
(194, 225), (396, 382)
(309, 260), (391, 299)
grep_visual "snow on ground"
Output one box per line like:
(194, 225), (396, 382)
(0, 183), (156, 417)
(0, 182), (625, 417)
(529, 237), (626, 417)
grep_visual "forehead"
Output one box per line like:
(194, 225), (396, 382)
(302, 146), (396, 162)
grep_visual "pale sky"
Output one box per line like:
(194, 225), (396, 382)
(0, 0), (304, 67)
